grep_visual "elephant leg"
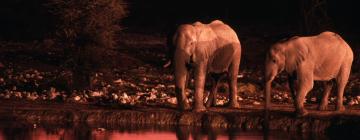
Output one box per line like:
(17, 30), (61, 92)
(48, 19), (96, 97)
(227, 60), (240, 109)
(318, 80), (333, 111)
(193, 62), (207, 112)
(288, 74), (297, 107)
(175, 87), (191, 111)
(206, 73), (222, 108)
(295, 69), (313, 116)
(174, 58), (191, 111)
(335, 66), (351, 112)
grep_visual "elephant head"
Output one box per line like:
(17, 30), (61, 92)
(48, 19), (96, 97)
(173, 20), (241, 112)
(264, 46), (284, 110)
(264, 37), (310, 109)
(264, 31), (353, 116)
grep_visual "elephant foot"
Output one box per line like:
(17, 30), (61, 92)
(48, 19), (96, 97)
(178, 102), (191, 111)
(226, 101), (240, 109)
(318, 105), (328, 111)
(193, 105), (206, 112)
(295, 108), (308, 117)
(336, 105), (346, 112)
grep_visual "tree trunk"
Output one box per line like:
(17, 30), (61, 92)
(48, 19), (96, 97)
(299, 0), (332, 35)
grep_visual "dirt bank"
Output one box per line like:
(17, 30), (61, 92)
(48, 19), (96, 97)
(1, 100), (360, 135)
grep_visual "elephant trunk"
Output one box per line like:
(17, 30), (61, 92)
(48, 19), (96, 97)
(163, 60), (171, 68)
(265, 81), (272, 110)
(174, 49), (190, 110)
(264, 65), (277, 110)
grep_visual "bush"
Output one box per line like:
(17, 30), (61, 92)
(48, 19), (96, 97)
(47, 0), (127, 89)
(48, 0), (127, 48)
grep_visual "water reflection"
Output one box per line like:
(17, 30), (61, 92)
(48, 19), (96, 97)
(0, 122), (329, 140)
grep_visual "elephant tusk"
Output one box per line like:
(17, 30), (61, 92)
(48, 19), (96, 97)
(163, 60), (172, 68)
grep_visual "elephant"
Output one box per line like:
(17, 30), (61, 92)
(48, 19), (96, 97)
(173, 20), (241, 112)
(264, 31), (354, 116)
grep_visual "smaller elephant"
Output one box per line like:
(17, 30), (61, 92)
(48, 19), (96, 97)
(264, 31), (353, 116)
(173, 20), (242, 112)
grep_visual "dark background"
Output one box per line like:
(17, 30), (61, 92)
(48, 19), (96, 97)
(0, 0), (359, 41)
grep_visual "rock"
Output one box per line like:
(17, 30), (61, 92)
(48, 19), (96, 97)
(188, 98), (193, 103)
(274, 95), (282, 100)
(120, 98), (127, 104)
(239, 83), (257, 94)
(4, 94), (10, 99)
(141, 77), (149, 82)
(41, 95), (47, 100)
(155, 84), (165, 89)
(217, 99), (226, 106)
(14, 92), (22, 98)
(149, 88), (158, 94)
(167, 97), (177, 105)
(167, 85), (175, 88)
(159, 92), (167, 98)
(129, 83), (136, 88)
(49, 87), (60, 100)
(25, 74), (31, 79)
(330, 97), (336, 103)
(27, 92), (38, 100)
(112, 93), (119, 100)
(90, 91), (103, 97)
(123, 93), (129, 98)
(253, 101), (261, 105)
(148, 93), (156, 100)
(113, 79), (124, 84)
(136, 92), (146, 96)
(348, 99), (358, 106)
(96, 128), (106, 132)
(74, 96), (81, 101)
(283, 93), (289, 99)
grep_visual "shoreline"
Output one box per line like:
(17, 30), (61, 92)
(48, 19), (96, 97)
(1, 100), (360, 133)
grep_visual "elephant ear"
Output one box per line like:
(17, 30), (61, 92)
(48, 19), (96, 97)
(209, 44), (236, 73)
(284, 43), (309, 72)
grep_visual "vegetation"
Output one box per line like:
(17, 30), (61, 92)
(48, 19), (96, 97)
(47, 0), (127, 89)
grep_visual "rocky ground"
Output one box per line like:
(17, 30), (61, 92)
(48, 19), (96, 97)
(0, 28), (359, 110)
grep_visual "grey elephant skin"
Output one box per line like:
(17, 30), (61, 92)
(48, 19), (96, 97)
(264, 31), (354, 116)
(173, 20), (241, 112)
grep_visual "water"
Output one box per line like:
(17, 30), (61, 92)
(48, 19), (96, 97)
(0, 122), (329, 140)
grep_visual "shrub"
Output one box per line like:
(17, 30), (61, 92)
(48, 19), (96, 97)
(47, 0), (127, 89)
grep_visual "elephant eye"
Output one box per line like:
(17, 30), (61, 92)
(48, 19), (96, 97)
(272, 59), (276, 63)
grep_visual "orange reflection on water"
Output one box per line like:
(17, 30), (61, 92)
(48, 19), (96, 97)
(0, 127), (268, 140)
(109, 132), (177, 140)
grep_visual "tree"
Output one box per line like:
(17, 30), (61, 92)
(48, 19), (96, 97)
(299, 0), (332, 34)
(47, 0), (127, 89)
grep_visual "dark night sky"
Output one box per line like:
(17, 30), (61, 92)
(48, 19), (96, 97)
(123, 0), (359, 29)
(123, 0), (299, 27)
(0, 0), (359, 40)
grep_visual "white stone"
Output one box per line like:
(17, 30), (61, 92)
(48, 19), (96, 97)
(74, 96), (81, 101)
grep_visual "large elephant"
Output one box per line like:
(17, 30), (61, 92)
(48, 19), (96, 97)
(173, 20), (241, 112)
(264, 31), (353, 116)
